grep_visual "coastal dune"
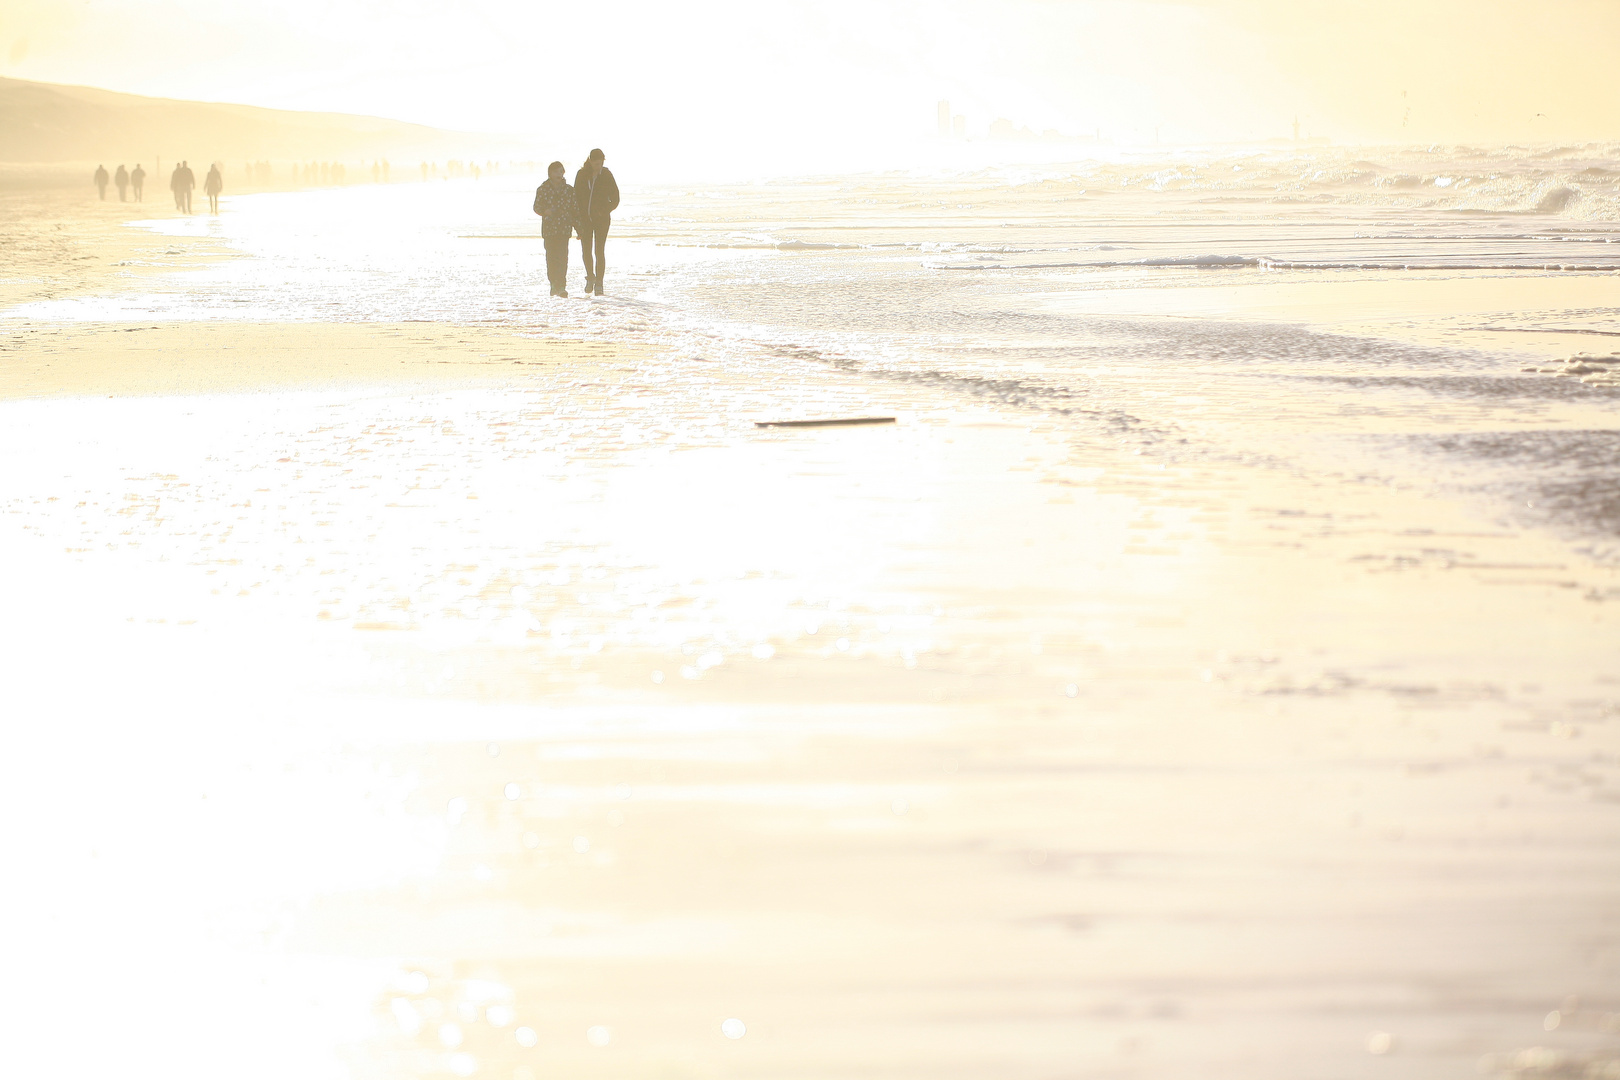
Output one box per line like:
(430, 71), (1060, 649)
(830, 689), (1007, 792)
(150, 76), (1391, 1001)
(0, 76), (494, 165)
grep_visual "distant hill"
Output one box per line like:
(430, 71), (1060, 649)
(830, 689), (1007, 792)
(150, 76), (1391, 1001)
(0, 77), (504, 163)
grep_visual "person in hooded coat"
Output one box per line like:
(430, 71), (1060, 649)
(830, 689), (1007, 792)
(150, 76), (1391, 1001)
(532, 161), (579, 297)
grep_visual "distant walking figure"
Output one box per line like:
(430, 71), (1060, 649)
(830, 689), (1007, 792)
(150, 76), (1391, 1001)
(204, 164), (223, 214)
(169, 164), (184, 210)
(175, 160), (195, 213)
(94, 165), (109, 200)
(131, 164), (145, 202)
(114, 165), (129, 202)
(574, 149), (619, 296)
(533, 161), (578, 298)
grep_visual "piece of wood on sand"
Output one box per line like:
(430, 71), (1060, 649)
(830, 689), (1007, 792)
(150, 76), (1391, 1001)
(754, 416), (897, 428)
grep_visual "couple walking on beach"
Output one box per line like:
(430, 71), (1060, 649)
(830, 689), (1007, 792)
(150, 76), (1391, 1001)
(163, 161), (223, 214)
(533, 148), (619, 298)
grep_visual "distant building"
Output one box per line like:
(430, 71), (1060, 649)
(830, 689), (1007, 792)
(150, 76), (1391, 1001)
(937, 101), (952, 138)
(952, 114), (966, 138)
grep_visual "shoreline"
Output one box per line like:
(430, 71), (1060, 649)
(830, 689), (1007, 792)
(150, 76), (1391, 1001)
(0, 319), (640, 400)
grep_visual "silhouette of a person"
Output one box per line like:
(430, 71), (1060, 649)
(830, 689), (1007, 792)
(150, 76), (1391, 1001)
(204, 164), (223, 214)
(574, 149), (619, 296)
(533, 161), (578, 298)
(114, 165), (129, 202)
(177, 160), (195, 213)
(131, 164), (145, 202)
(170, 164), (184, 209)
(94, 165), (109, 200)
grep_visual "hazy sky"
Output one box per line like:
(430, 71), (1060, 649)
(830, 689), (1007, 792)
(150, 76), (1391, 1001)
(6, 0), (1619, 154)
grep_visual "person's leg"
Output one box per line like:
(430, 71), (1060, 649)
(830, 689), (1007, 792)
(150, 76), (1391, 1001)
(544, 235), (567, 294)
(593, 218), (609, 293)
(577, 224), (596, 287)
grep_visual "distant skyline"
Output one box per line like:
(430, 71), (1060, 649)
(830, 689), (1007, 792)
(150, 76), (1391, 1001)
(6, 0), (1619, 162)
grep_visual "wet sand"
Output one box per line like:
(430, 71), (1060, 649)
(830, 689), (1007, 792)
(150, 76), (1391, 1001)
(2, 197), (1619, 1080)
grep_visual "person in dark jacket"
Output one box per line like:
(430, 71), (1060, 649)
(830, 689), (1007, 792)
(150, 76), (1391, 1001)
(94, 165), (109, 200)
(533, 161), (578, 297)
(573, 148), (619, 296)
(177, 160), (195, 213)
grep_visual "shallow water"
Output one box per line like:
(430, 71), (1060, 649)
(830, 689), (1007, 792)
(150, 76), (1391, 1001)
(16, 145), (1620, 549)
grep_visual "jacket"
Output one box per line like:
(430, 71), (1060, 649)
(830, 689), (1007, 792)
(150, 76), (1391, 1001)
(533, 177), (578, 239)
(573, 166), (619, 226)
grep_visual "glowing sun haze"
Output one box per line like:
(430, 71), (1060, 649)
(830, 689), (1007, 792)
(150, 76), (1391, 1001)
(5, 0), (1618, 157)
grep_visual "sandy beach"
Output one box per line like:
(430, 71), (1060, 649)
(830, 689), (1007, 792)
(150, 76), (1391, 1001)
(3, 170), (1618, 1080)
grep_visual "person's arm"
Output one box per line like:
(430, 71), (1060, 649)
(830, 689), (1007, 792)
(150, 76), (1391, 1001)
(605, 171), (620, 214)
(534, 186), (545, 217)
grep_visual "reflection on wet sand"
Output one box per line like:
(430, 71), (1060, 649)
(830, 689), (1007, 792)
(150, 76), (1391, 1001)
(3, 312), (1617, 1079)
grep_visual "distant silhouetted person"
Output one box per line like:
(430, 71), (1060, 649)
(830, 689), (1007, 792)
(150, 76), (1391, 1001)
(204, 164), (223, 214)
(114, 165), (129, 201)
(173, 160), (195, 213)
(131, 164), (145, 202)
(169, 164), (183, 209)
(533, 161), (578, 298)
(94, 165), (109, 200)
(574, 149), (619, 296)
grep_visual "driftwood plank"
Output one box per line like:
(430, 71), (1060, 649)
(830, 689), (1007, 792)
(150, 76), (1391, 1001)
(754, 417), (897, 428)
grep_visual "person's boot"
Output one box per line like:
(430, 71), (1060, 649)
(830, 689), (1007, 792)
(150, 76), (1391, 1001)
(593, 278), (604, 296)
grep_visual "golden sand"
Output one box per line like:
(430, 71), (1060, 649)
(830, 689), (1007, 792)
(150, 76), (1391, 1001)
(1, 319), (631, 399)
